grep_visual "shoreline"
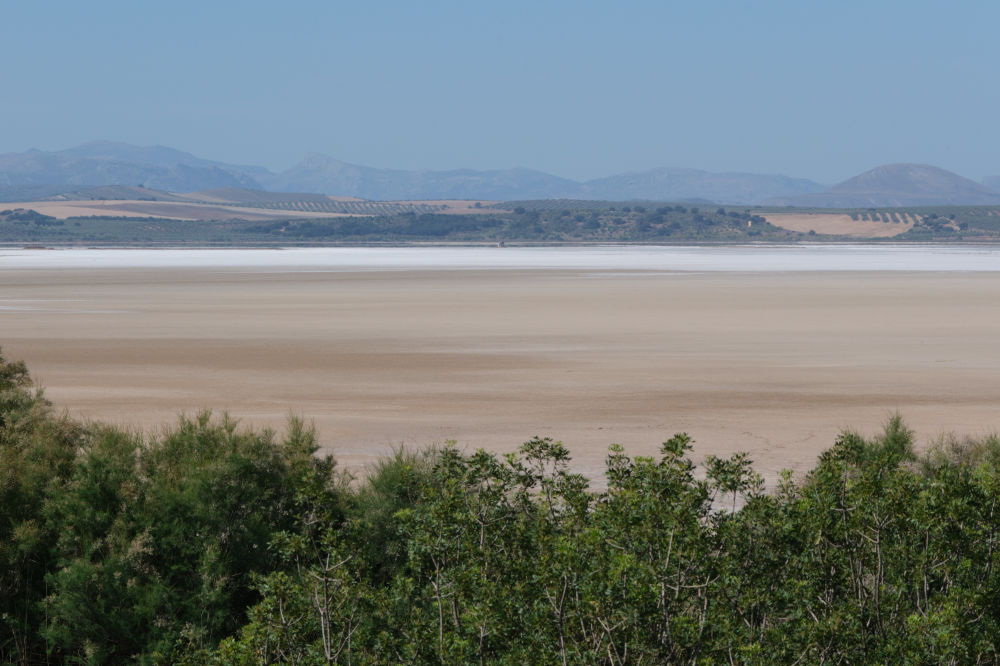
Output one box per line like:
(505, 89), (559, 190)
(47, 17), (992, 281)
(6, 238), (1000, 250)
(5, 243), (1000, 273)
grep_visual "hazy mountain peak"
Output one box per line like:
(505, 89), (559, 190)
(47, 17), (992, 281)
(62, 140), (207, 168)
(765, 163), (1000, 207)
(829, 163), (990, 195)
(0, 142), (267, 194)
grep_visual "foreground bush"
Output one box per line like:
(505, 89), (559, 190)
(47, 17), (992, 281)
(2, 349), (1000, 664)
(0, 349), (341, 664)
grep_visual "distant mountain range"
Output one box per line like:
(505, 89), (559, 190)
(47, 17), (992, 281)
(1, 141), (998, 207)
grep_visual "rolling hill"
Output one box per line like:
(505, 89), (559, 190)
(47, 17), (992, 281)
(0, 141), (262, 197)
(262, 153), (583, 200)
(580, 167), (824, 204)
(764, 164), (1000, 207)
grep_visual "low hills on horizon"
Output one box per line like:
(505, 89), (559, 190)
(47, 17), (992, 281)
(764, 164), (1000, 208)
(1, 140), (999, 207)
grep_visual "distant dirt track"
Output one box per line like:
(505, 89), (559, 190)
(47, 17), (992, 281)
(2, 200), (354, 221)
(764, 213), (913, 237)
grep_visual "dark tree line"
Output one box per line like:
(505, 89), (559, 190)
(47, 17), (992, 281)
(241, 206), (782, 244)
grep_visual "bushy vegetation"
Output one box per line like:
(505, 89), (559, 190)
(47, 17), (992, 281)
(3, 349), (1000, 663)
(0, 350), (339, 663)
(240, 205), (787, 244)
(5, 203), (1000, 245)
(0, 208), (62, 225)
(0, 205), (793, 246)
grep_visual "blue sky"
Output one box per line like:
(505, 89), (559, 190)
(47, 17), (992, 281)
(3, 1), (997, 184)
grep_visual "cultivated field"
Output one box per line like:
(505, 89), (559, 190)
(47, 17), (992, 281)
(4, 264), (1000, 483)
(0, 199), (356, 221)
(2, 193), (503, 221)
(763, 212), (914, 237)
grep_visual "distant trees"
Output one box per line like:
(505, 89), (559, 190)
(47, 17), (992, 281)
(0, 208), (61, 224)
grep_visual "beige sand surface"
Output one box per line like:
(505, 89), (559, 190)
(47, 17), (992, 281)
(765, 213), (913, 237)
(3, 267), (1000, 483)
(2, 201), (159, 219)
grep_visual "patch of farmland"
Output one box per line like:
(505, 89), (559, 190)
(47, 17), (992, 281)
(0, 199), (356, 221)
(764, 213), (913, 238)
(246, 200), (447, 215)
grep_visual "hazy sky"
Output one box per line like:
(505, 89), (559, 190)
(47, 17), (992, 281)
(3, 1), (998, 184)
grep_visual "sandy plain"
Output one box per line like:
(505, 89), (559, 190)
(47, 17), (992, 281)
(3, 265), (1000, 483)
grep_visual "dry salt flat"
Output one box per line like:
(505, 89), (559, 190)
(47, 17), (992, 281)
(4, 244), (1000, 482)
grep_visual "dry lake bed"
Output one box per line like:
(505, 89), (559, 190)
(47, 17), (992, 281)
(4, 245), (1000, 482)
